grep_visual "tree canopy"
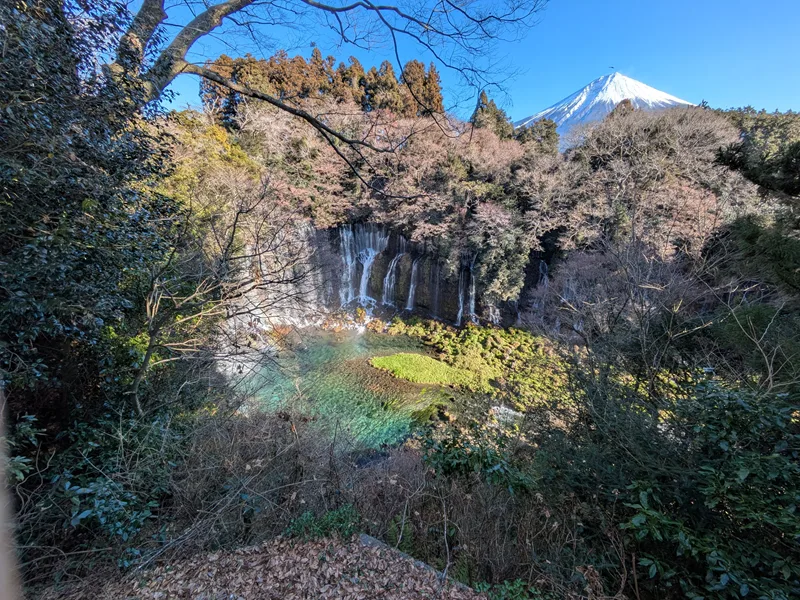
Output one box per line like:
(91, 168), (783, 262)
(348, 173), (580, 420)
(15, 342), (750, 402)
(471, 90), (515, 139)
(201, 52), (446, 122)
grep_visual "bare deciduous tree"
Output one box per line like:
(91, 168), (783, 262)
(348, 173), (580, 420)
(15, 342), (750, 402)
(130, 171), (318, 415)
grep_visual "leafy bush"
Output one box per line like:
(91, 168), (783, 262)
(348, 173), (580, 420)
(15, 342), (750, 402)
(14, 413), (184, 570)
(529, 378), (800, 600)
(4, 415), (44, 483)
(285, 505), (360, 541)
(474, 579), (558, 600)
(422, 419), (534, 494)
(620, 383), (799, 599)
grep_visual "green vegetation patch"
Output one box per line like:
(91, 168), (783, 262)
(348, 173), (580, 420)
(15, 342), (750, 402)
(386, 318), (568, 410)
(370, 353), (481, 388)
(285, 505), (360, 541)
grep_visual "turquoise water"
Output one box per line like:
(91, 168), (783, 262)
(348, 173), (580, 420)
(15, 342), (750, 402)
(253, 330), (447, 448)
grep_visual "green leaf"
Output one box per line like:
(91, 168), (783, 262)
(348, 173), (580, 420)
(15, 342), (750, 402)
(648, 563), (657, 579)
(737, 468), (750, 482)
(70, 509), (92, 527)
(740, 584), (750, 596)
(631, 514), (647, 527)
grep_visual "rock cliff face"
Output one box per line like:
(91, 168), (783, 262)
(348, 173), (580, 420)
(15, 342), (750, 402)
(309, 223), (468, 323)
(306, 223), (548, 326)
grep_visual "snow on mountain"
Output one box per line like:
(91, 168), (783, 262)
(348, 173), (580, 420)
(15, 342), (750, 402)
(514, 72), (693, 144)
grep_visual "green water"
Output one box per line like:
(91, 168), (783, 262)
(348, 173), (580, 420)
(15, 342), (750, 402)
(252, 329), (449, 448)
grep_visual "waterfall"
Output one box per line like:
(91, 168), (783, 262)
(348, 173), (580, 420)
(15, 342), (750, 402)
(405, 257), (420, 311)
(539, 259), (549, 289)
(381, 254), (404, 306)
(455, 268), (466, 326)
(467, 256), (477, 323)
(339, 223), (390, 307)
(357, 248), (378, 303)
(381, 238), (406, 306)
(455, 254), (477, 326)
(339, 225), (356, 306)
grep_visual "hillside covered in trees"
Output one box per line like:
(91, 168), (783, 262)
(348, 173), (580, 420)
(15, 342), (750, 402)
(1, 1), (798, 599)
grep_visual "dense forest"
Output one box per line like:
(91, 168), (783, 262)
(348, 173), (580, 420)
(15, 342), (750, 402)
(1, 1), (798, 599)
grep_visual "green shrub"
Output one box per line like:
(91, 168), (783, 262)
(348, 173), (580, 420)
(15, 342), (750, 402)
(620, 383), (799, 599)
(474, 579), (557, 600)
(285, 505), (360, 541)
(422, 419), (534, 494)
(386, 514), (415, 555)
(529, 378), (800, 600)
(4, 415), (43, 483)
(14, 413), (185, 570)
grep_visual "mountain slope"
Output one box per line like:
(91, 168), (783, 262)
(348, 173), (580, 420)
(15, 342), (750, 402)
(515, 72), (693, 143)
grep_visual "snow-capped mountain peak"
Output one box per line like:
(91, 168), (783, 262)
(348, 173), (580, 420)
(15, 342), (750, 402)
(515, 72), (693, 143)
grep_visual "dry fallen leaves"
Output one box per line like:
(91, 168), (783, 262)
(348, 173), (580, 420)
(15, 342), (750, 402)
(46, 536), (488, 600)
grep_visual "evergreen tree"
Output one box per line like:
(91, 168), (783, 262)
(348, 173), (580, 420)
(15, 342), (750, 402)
(400, 59), (427, 117)
(365, 61), (404, 113)
(0, 0), (178, 413)
(472, 91), (514, 139)
(609, 98), (635, 119)
(516, 118), (559, 154)
(201, 52), (443, 119)
(308, 47), (336, 98)
(718, 108), (800, 200)
(200, 54), (238, 120)
(422, 63), (445, 116)
(267, 51), (312, 98)
(339, 57), (368, 107)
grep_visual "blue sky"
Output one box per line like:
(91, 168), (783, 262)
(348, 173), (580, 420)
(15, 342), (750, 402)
(163, 0), (800, 120)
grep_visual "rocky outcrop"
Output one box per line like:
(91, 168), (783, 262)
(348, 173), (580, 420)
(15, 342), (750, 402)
(269, 222), (548, 327)
(312, 223), (481, 324)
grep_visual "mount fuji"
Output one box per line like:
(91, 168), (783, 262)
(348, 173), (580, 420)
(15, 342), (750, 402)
(515, 72), (693, 144)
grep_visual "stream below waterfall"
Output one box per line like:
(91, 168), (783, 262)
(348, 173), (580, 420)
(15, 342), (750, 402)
(250, 329), (458, 448)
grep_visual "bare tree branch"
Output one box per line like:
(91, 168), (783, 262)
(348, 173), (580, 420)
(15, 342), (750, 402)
(182, 61), (386, 151)
(112, 0), (545, 108)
